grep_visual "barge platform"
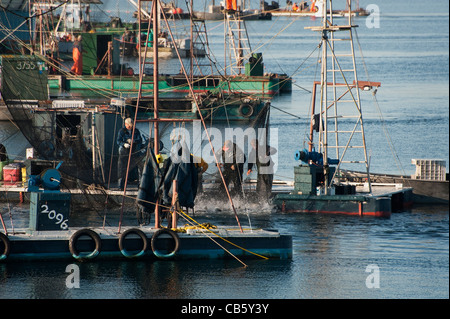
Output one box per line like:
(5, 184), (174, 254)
(1, 225), (292, 262)
(273, 184), (414, 218)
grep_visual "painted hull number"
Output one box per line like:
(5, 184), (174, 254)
(41, 204), (68, 230)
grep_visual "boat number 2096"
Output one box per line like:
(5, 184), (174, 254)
(40, 204), (68, 230)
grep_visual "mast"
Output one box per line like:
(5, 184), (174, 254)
(306, 0), (372, 194)
(119, 0), (159, 233)
(320, 0), (329, 192)
(153, 0), (159, 156)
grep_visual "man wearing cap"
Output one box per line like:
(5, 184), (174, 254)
(117, 118), (143, 190)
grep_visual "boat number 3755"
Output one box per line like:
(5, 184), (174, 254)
(40, 204), (69, 230)
(15, 61), (36, 70)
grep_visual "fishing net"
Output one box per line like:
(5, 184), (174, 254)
(0, 55), (144, 189)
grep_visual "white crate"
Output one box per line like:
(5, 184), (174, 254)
(411, 159), (446, 181)
(26, 148), (35, 159)
(52, 100), (85, 108)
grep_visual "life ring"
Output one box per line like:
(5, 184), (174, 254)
(118, 228), (148, 258)
(238, 103), (254, 118)
(151, 229), (180, 259)
(0, 232), (10, 261)
(69, 229), (102, 261)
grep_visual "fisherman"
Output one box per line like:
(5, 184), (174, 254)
(247, 139), (276, 202)
(116, 118), (143, 190)
(70, 35), (83, 75)
(168, 130), (207, 195)
(154, 132), (199, 227)
(122, 29), (133, 56)
(47, 39), (59, 75)
(225, 0), (238, 12)
(217, 140), (246, 197)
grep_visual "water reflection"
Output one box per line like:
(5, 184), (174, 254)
(0, 258), (293, 299)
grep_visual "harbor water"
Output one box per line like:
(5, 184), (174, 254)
(0, 0), (448, 300)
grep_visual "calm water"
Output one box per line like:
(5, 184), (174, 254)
(0, 0), (448, 299)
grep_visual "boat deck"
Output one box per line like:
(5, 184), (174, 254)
(0, 179), (413, 205)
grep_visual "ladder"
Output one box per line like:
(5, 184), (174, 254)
(306, 0), (372, 192)
(190, 17), (214, 77)
(137, 0), (156, 92)
(225, 12), (252, 75)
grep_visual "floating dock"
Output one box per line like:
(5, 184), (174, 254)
(1, 226), (292, 262)
(273, 184), (414, 218)
(0, 177), (292, 263)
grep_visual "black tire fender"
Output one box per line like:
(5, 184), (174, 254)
(151, 229), (180, 259)
(118, 228), (148, 258)
(238, 103), (254, 118)
(0, 232), (10, 261)
(69, 228), (102, 261)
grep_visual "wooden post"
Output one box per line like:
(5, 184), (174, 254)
(171, 180), (178, 229)
(154, 199), (160, 229)
(107, 41), (112, 76)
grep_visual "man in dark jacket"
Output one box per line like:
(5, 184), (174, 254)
(117, 118), (143, 189)
(217, 140), (246, 197)
(247, 139), (276, 201)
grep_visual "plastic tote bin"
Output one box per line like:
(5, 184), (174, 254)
(2, 163), (22, 183)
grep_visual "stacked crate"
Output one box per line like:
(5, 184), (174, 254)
(411, 159), (446, 181)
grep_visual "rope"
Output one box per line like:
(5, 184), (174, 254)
(158, 0), (244, 232)
(176, 208), (269, 261)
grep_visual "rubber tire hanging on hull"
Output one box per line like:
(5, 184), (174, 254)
(151, 229), (180, 259)
(0, 232), (10, 261)
(118, 228), (148, 258)
(69, 228), (102, 261)
(238, 103), (254, 118)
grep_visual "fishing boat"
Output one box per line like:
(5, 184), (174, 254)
(0, 0), (292, 263)
(339, 158), (449, 205)
(272, 0), (412, 217)
(0, 0), (290, 114)
(270, 0), (369, 17)
(0, 2), (292, 128)
(193, 0), (272, 20)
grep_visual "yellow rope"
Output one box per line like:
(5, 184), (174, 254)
(176, 208), (269, 260)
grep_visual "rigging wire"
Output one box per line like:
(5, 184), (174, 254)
(353, 28), (407, 177)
